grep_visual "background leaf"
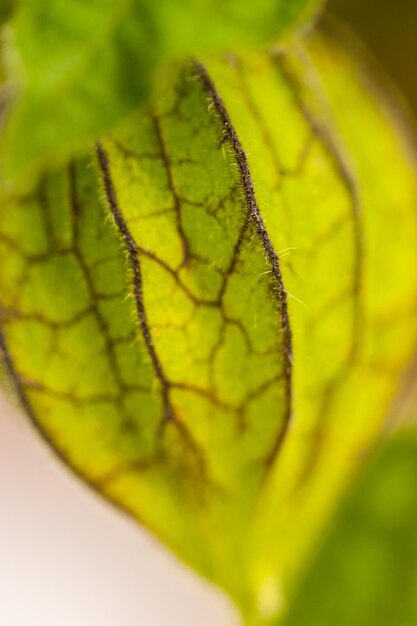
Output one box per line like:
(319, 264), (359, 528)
(331, 0), (417, 111)
(283, 427), (417, 626)
(0, 0), (323, 180)
(0, 0), (14, 26)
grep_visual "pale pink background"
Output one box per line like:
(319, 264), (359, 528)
(0, 394), (238, 626)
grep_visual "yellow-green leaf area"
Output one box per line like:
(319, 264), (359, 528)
(0, 65), (292, 615)
(1, 22), (417, 626)
(202, 24), (417, 617)
(98, 67), (292, 606)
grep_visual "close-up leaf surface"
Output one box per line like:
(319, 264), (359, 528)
(1, 68), (292, 615)
(202, 21), (417, 614)
(1, 16), (417, 626)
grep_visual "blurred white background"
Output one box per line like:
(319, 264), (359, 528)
(0, 394), (238, 626)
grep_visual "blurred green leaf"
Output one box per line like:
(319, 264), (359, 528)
(1, 1), (158, 180)
(0, 0), (15, 25)
(284, 427), (417, 626)
(0, 0), (323, 180)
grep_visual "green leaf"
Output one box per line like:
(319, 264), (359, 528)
(283, 427), (417, 626)
(1, 1), (158, 180)
(0, 0), (15, 26)
(1, 0), (323, 180)
(1, 20), (417, 625)
(201, 19), (417, 618)
(0, 72), (292, 616)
